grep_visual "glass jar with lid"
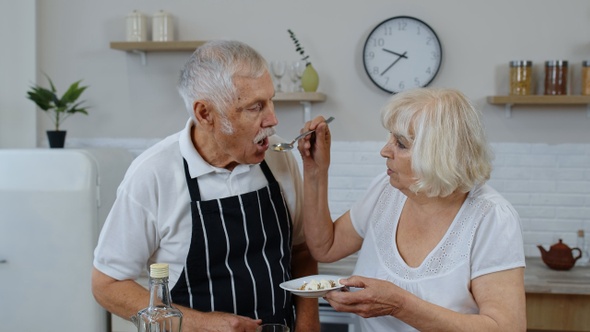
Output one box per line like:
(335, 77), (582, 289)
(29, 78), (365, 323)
(544, 60), (568, 95)
(582, 61), (590, 95)
(509, 60), (533, 95)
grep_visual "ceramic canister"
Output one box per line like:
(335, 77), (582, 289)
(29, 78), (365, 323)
(152, 10), (174, 41)
(126, 10), (147, 42)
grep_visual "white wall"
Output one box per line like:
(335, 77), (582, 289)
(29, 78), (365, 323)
(2, 0), (588, 148)
(0, 0), (36, 148)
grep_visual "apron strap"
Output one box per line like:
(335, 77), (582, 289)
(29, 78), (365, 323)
(259, 160), (277, 183)
(183, 158), (201, 201)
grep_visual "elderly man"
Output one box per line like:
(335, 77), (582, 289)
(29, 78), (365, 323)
(92, 40), (319, 332)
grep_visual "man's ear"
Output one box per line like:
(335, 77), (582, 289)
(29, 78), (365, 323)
(193, 100), (214, 127)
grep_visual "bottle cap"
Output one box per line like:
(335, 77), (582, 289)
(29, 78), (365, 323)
(545, 60), (568, 67)
(510, 60), (532, 67)
(150, 263), (169, 278)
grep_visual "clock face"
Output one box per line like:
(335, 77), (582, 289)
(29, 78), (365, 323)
(363, 16), (442, 94)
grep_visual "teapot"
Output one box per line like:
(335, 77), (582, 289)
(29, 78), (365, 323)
(537, 239), (582, 270)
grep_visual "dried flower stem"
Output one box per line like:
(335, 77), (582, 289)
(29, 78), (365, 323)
(288, 29), (311, 66)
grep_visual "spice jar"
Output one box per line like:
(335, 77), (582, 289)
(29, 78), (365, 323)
(544, 60), (568, 95)
(582, 61), (590, 95)
(509, 60), (533, 95)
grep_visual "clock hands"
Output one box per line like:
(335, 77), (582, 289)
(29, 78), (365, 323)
(382, 48), (408, 59)
(381, 51), (407, 76)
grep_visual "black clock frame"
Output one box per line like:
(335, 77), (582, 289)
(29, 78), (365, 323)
(362, 16), (443, 94)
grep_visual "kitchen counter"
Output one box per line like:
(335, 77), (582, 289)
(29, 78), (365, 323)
(524, 257), (590, 295)
(524, 258), (590, 331)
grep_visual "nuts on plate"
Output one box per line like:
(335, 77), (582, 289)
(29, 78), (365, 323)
(299, 279), (337, 291)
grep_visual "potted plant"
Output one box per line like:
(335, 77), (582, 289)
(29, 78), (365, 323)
(287, 29), (319, 92)
(26, 75), (89, 148)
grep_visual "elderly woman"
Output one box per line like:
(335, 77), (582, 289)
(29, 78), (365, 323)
(298, 88), (526, 332)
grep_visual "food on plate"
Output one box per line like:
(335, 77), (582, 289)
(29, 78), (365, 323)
(298, 279), (337, 291)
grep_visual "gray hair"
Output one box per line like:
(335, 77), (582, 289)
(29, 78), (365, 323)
(381, 88), (493, 197)
(177, 40), (269, 122)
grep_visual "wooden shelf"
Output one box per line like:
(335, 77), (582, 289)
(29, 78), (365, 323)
(487, 95), (590, 105)
(487, 95), (590, 118)
(109, 41), (206, 52)
(110, 41), (206, 65)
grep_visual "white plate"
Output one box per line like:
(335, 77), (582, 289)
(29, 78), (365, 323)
(280, 274), (345, 298)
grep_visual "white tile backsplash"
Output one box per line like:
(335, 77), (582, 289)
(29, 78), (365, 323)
(70, 138), (590, 258)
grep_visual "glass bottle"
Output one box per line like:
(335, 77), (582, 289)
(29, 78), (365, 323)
(136, 263), (183, 332)
(577, 230), (589, 266)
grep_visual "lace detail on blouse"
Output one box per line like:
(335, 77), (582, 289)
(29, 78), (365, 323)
(372, 185), (491, 281)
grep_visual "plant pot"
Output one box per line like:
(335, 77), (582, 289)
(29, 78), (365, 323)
(301, 64), (319, 92)
(46, 130), (67, 148)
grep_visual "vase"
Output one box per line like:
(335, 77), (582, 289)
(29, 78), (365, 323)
(47, 130), (67, 148)
(301, 63), (319, 92)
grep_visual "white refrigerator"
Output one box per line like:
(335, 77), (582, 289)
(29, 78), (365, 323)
(0, 148), (134, 332)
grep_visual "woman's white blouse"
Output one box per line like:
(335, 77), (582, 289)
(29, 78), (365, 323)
(349, 173), (525, 331)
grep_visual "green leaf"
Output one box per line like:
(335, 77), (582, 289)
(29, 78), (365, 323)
(26, 86), (54, 110)
(45, 74), (57, 94)
(61, 80), (88, 104)
(25, 75), (90, 130)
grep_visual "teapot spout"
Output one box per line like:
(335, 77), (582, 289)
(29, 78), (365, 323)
(537, 245), (548, 257)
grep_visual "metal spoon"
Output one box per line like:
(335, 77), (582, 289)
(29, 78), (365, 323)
(271, 116), (335, 152)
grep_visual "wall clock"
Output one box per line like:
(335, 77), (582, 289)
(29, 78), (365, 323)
(362, 16), (442, 94)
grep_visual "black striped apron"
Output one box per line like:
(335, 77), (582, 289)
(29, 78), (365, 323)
(171, 159), (295, 328)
